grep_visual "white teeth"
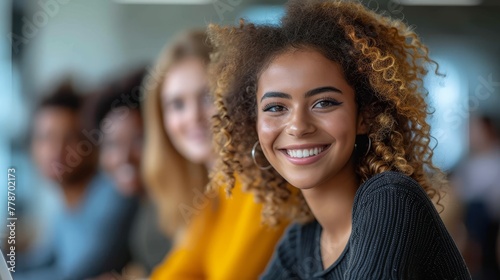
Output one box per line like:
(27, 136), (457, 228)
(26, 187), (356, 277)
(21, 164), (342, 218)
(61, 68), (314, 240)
(286, 146), (325, 158)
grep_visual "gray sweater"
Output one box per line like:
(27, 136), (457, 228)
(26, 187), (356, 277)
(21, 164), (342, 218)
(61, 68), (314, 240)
(261, 171), (471, 279)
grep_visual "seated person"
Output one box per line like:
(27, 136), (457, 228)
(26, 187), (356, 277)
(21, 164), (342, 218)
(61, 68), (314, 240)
(92, 69), (171, 277)
(15, 81), (138, 280)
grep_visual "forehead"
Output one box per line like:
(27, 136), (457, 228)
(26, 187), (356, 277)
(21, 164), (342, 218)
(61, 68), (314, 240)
(36, 107), (78, 124)
(161, 58), (207, 99)
(104, 109), (143, 135)
(257, 49), (351, 95)
(33, 107), (81, 135)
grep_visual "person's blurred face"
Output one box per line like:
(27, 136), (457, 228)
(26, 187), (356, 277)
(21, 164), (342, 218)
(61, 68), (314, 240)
(469, 116), (497, 154)
(161, 58), (215, 165)
(31, 107), (81, 182)
(100, 109), (144, 196)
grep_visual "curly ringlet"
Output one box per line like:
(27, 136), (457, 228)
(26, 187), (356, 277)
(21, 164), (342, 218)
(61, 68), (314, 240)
(208, 0), (446, 226)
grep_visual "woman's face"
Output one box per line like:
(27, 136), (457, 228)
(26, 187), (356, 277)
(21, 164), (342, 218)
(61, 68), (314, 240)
(161, 58), (215, 165)
(100, 108), (144, 196)
(256, 49), (365, 190)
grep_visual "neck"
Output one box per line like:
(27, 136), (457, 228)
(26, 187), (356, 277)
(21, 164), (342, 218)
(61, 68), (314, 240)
(60, 171), (94, 209)
(301, 160), (359, 242)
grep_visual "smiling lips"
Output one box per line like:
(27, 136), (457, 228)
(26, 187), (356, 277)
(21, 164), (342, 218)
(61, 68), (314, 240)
(279, 144), (331, 165)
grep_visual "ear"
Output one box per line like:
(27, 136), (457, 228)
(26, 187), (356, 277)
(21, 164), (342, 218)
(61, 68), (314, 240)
(356, 110), (369, 135)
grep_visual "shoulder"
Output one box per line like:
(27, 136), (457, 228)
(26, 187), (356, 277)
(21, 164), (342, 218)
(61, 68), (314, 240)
(282, 221), (317, 243)
(86, 172), (139, 221)
(354, 171), (430, 206)
(352, 171), (438, 225)
(92, 172), (137, 203)
(276, 221), (318, 262)
(277, 223), (301, 253)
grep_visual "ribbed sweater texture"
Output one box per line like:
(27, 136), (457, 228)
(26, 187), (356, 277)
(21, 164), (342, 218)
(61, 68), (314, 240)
(261, 171), (471, 279)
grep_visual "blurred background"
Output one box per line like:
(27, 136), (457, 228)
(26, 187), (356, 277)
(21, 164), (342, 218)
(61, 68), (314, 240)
(1, 0), (500, 279)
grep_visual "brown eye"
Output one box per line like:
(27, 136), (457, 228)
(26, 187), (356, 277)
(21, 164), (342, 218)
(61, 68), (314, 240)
(263, 103), (287, 112)
(313, 99), (342, 109)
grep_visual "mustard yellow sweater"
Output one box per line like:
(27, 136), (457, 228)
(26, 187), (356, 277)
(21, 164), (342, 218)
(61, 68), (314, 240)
(150, 181), (288, 280)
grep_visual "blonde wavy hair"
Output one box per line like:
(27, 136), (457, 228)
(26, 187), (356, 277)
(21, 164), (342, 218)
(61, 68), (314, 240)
(142, 30), (212, 237)
(208, 0), (446, 225)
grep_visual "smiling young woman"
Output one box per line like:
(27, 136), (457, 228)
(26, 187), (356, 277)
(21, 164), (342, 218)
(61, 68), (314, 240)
(207, 0), (471, 279)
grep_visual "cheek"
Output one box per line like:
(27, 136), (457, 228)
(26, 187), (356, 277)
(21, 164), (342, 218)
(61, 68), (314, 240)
(320, 110), (358, 144)
(66, 139), (80, 154)
(323, 118), (352, 136)
(100, 143), (120, 168)
(164, 111), (184, 139)
(100, 151), (115, 172)
(204, 104), (216, 121)
(257, 116), (282, 156)
(40, 141), (61, 159)
(31, 141), (46, 163)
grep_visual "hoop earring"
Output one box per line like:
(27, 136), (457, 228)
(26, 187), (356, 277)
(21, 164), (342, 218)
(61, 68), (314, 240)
(355, 135), (372, 157)
(364, 136), (372, 157)
(251, 141), (272, 170)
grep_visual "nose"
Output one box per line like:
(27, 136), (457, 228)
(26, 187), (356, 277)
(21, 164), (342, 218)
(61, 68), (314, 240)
(54, 135), (73, 160)
(285, 108), (316, 138)
(54, 139), (66, 160)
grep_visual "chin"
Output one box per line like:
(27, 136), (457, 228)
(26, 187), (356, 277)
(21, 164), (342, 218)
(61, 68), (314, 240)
(118, 185), (141, 197)
(191, 151), (210, 164)
(290, 181), (318, 190)
(46, 174), (61, 182)
(43, 169), (63, 182)
(279, 173), (319, 190)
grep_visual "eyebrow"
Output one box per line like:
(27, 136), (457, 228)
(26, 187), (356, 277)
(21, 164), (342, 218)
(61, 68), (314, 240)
(260, 92), (291, 102)
(260, 86), (343, 103)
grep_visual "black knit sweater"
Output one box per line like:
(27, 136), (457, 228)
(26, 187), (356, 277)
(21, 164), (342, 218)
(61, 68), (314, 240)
(261, 171), (471, 279)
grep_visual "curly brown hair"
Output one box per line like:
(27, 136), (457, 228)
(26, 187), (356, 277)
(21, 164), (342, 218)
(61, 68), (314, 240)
(208, 0), (445, 225)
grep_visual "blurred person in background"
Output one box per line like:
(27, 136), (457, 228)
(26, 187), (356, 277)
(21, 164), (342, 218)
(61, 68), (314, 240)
(16, 81), (138, 280)
(452, 112), (500, 280)
(142, 30), (288, 279)
(90, 68), (171, 278)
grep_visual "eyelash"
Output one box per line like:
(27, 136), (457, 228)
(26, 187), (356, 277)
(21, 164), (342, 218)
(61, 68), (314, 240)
(263, 102), (286, 112)
(262, 98), (342, 112)
(313, 97), (343, 108)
